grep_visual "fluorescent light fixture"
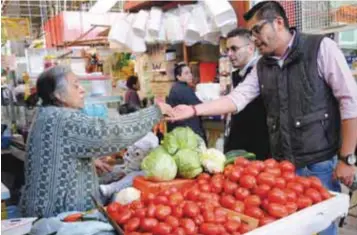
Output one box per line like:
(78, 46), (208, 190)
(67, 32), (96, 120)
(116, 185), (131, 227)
(89, 0), (118, 14)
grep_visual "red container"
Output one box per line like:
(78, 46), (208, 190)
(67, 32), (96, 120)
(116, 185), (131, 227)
(199, 62), (217, 83)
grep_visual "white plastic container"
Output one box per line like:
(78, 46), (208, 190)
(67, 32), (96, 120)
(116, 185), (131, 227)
(247, 192), (349, 235)
(1, 217), (37, 235)
(196, 83), (221, 102)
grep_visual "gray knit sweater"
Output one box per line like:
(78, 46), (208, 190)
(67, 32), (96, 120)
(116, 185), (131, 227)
(19, 105), (161, 217)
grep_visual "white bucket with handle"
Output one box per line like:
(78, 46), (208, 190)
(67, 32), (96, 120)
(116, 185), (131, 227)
(132, 10), (149, 38)
(148, 7), (163, 37)
(202, 0), (237, 27)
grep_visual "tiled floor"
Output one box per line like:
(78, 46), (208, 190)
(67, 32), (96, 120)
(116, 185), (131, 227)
(338, 187), (357, 235)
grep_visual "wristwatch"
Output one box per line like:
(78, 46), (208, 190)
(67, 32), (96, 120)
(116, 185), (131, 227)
(338, 153), (357, 166)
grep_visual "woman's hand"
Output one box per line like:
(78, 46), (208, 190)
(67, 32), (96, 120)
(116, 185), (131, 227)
(94, 158), (113, 174)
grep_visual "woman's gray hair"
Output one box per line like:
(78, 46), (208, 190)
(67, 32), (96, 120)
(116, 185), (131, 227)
(36, 65), (72, 106)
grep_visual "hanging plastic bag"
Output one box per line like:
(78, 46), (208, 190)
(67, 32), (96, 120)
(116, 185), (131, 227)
(147, 7), (163, 37)
(132, 10), (149, 38)
(202, 0), (237, 28)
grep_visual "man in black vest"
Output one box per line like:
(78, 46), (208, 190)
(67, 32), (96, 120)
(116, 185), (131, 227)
(170, 2), (357, 234)
(224, 28), (270, 160)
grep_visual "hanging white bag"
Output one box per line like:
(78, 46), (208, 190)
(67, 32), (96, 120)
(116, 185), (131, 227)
(202, 0), (237, 28)
(147, 7), (163, 37)
(132, 10), (149, 38)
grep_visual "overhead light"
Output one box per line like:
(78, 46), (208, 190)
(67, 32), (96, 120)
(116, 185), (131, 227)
(89, 0), (118, 14)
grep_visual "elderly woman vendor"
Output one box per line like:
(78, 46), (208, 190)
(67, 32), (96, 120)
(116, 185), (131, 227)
(19, 65), (172, 217)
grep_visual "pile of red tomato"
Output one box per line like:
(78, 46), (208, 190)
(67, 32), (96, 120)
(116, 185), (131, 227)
(106, 158), (332, 235)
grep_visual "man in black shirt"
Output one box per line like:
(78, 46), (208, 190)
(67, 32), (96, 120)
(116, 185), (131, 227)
(224, 28), (270, 160)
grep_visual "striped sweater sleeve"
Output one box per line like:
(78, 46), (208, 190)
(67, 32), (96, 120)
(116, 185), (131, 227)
(61, 105), (162, 158)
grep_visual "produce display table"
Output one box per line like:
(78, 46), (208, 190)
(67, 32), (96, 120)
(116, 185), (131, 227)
(247, 192), (349, 235)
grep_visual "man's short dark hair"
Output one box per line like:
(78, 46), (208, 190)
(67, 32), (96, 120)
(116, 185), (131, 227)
(227, 28), (252, 41)
(244, 1), (289, 29)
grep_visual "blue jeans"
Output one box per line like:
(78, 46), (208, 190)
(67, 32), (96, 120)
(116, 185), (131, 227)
(296, 156), (341, 235)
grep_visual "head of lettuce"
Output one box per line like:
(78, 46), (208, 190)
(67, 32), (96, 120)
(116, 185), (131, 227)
(141, 146), (177, 181)
(162, 127), (199, 155)
(173, 149), (203, 179)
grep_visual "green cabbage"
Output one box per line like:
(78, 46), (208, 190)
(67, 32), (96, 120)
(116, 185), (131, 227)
(173, 149), (203, 179)
(162, 127), (199, 155)
(141, 146), (177, 181)
(200, 148), (226, 173)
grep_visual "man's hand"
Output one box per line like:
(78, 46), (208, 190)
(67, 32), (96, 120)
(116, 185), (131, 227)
(166, 105), (195, 122)
(334, 161), (355, 186)
(94, 158), (113, 174)
(156, 102), (175, 118)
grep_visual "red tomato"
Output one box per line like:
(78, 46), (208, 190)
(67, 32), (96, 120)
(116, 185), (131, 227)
(125, 217), (140, 232)
(234, 157), (250, 167)
(183, 202), (200, 218)
(279, 160), (295, 172)
(198, 177), (209, 184)
(186, 188), (200, 201)
(224, 164), (234, 177)
(261, 199), (270, 211)
(200, 223), (222, 235)
(147, 203), (156, 217)
(244, 207), (265, 219)
(224, 220), (241, 233)
(267, 203), (288, 218)
(140, 218), (159, 231)
(229, 168), (243, 182)
(168, 192), (184, 206)
(250, 160), (265, 171)
(257, 172), (276, 187)
(296, 196), (313, 209)
(198, 173), (211, 181)
(235, 187), (251, 201)
(145, 193), (156, 204)
(244, 195), (262, 208)
(295, 176), (312, 189)
(154, 196), (169, 205)
(239, 175), (257, 189)
(223, 180), (238, 195)
(232, 201), (245, 213)
(285, 202), (298, 214)
(282, 171), (296, 182)
(264, 168), (282, 177)
(116, 208), (132, 224)
(198, 192), (213, 202)
(239, 223), (253, 234)
(319, 188), (332, 200)
(220, 195), (236, 209)
(172, 206), (183, 218)
(194, 215), (204, 225)
(211, 182), (223, 194)
(211, 173), (225, 182)
(130, 200), (144, 210)
(243, 167), (260, 177)
(275, 178), (287, 189)
(200, 183), (211, 193)
(268, 188), (287, 205)
(284, 189), (297, 202)
(253, 184), (271, 199)
(134, 208), (147, 219)
(305, 188), (322, 204)
(309, 176), (323, 189)
(155, 205), (172, 221)
(181, 218), (197, 235)
(107, 202), (121, 216)
(165, 216), (180, 229)
(153, 222), (172, 235)
(264, 159), (279, 168)
(172, 227), (186, 235)
(259, 216), (276, 227)
(214, 211), (227, 224)
(286, 182), (304, 195)
(203, 210), (216, 222)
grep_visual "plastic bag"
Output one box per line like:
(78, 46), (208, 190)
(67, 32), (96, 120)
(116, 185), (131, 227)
(30, 218), (62, 235)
